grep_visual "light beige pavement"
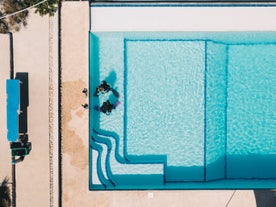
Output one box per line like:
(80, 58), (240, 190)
(0, 9), (58, 207)
(61, 2), (257, 207)
(0, 34), (12, 186)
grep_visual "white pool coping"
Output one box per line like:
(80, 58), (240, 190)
(90, 5), (276, 32)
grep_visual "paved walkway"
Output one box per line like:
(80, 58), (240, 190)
(0, 34), (12, 188)
(0, 10), (58, 207)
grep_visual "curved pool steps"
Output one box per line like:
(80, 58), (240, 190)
(93, 129), (128, 163)
(91, 137), (115, 188)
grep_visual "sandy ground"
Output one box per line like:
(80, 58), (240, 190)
(61, 2), (257, 207)
(0, 34), (12, 186)
(0, 9), (58, 207)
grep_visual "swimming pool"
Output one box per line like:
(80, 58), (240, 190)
(89, 32), (276, 190)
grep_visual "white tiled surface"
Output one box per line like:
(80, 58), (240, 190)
(91, 6), (276, 32)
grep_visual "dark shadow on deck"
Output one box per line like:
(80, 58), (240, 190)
(15, 73), (29, 134)
(254, 190), (276, 207)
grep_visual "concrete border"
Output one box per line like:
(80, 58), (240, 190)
(49, 10), (60, 207)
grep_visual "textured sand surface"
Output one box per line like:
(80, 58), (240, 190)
(12, 11), (51, 207)
(61, 2), (90, 206)
(0, 9), (58, 207)
(0, 34), (12, 184)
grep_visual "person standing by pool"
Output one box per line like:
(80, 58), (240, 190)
(82, 88), (88, 96)
(82, 103), (89, 109)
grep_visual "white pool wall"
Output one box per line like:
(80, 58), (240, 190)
(91, 6), (276, 32)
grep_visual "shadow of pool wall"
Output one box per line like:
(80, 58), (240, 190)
(15, 73), (29, 134)
(227, 154), (276, 179)
(89, 33), (101, 189)
(205, 42), (276, 181)
(205, 42), (228, 181)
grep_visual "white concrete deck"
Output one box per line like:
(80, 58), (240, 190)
(91, 5), (276, 32)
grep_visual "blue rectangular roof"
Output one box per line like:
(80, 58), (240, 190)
(6, 80), (20, 142)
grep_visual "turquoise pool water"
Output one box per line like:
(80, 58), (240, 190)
(89, 32), (276, 189)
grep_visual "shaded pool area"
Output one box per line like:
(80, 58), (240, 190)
(89, 32), (276, 190)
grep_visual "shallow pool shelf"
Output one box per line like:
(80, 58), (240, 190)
(89, 32), (276, 190)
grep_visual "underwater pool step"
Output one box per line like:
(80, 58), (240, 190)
(91, 130), (165, 187)
(93, 129), (128, 163)
(90, 138), (115, 188)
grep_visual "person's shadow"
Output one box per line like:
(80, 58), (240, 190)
(105, 70), (117, 88)
(105, 70), (120, 107)
(15, 72), (29, 134)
